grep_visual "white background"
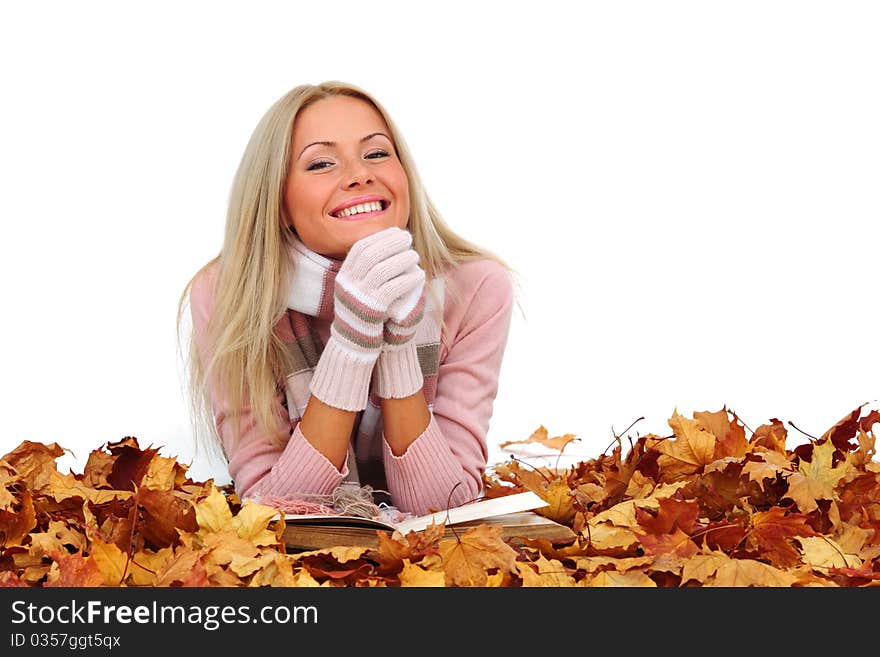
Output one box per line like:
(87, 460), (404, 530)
(1, 1), (877, 484)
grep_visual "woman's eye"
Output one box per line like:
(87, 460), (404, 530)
(306, 150), (389, 171)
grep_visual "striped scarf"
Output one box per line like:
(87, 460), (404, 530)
(276, 233), (444, 505)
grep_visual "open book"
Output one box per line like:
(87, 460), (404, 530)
(277, 491), (575, 551)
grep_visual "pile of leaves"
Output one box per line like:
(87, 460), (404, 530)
(1, 404), (879, 587)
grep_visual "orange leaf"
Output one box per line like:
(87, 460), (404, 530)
(499, 425), (578, 452)
(438, 525), (518, 587)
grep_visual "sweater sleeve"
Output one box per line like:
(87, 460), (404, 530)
(189, 265), (347, 501)
(381, 259), (515, 515)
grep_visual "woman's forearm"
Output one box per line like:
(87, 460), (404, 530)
(381, 391), (430, 456)
(299, 395), (358, 470)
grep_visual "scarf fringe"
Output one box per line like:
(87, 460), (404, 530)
(257, 485), (410, 522)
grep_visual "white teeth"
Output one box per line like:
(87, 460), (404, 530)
(335, 201), (384, 218)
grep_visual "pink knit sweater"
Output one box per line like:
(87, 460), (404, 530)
(189, 258), (514, 515)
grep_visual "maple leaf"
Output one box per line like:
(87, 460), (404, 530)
(694, 407), (750, 459)
(796, 536), (861, 569)
(137, 487), (198, 548)
(247, 553), (297, 587)
(82, 448), (116, 489)
(28, 520), (87, 557)
(637, 528), (700, 559)
(126, 547), (173, 586)
(710, 557), (798, 587)
(287, 569), (330, 587)
(516, 554), (576, 587)
(749, 419), (788, 453)
(44, 550), (105, 587)
(797, 439), (850, 490)
(682, 551), (798, 587)
(498, 425), (579, 452)
(580, 522), (640, 553)
(438, 525), (518, 587)
(587, 570), (656, 587)
(649, 411), (717, 479)
(837, 473), (880, 533)
(88, 536), (129, 586)
(153, 548), (210, 587)
(741, 450), (793, 492)
(0, 488), (35, 547)
(744, 507), (818, 568)
(574, 555), (655, 575)
(374, 524), (442, 577)
(231, 501), (282, 546)
(820, 404), (880, 452)
(784, 472), (834, 514)
(193, 485), (234, 533)
(398, 557), (446, 587)
(488, 461), (577, 525)
(635, 498), (701, 535)
(680, 552), (731, 585)
(104, 437), (163, 491)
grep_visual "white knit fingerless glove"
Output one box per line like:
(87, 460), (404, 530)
(376, 277), (427, 399)
(309, 227), (424, 411)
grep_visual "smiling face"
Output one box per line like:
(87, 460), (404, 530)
(284, 95), (411, 259)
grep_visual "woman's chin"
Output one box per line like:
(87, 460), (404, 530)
(339, 218), (400, 241)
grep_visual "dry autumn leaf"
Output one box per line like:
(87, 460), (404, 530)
(1, 404), (879, 586)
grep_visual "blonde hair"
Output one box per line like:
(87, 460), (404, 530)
(176, 80), (521, 462)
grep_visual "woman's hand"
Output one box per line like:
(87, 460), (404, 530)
(375, 257), (428, 400)
(309, 227), (423, 411)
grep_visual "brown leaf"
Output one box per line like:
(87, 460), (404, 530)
(0, 488), (36, 547)
(746, 507), (818, 568)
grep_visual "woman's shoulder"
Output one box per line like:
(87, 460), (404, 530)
(441, 257), (514, 301)
(438, 257), (515, 337)
(189, 260), (221, 320)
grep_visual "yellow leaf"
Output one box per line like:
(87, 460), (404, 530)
(439, 525), (518, 587)
(799, 439), (850, 489)
(710, 558), (798, 587)
(289, 569), (330, 587)
(229, 550), (278, 578)
(89, 537), (129, 586)
(127, 548), (173, 586)
(399, 558), (446, 587)
(574, 555), (654, 574)
(230, 501), (280, 545)
(194, 486), (233, 534)
(517, 555), (576, 587)
(48, 470), (132, 504)
(588, 570), (656, 587)
(797, 536), (861, 569)
(680, 552), (731, 585)
(742, 451), (793, 491)
(785, 472), (833, 513)
(581, 523), (639, 551)
(247, 554), (297, 587)
(653, 411), (717, 477)
(139, 455), (175, 490)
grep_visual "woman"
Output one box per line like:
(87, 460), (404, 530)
(177, 80), (517, 517)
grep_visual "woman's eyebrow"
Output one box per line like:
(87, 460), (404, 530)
(298, 132), (391, 159)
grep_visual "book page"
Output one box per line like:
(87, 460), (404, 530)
(393, 491), (548, 534)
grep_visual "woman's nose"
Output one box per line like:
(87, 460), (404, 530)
(343, 159), (372, 187)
